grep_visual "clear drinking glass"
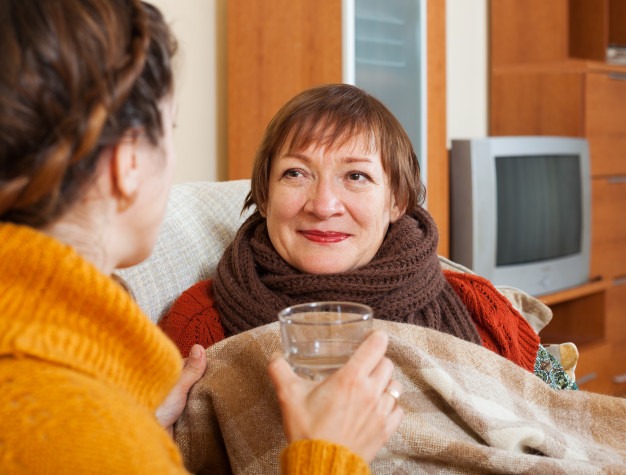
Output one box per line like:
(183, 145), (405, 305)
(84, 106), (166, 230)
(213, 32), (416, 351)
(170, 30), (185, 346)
(278, 301), (374, 381)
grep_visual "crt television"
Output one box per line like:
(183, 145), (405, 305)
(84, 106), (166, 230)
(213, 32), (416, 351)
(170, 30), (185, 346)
(450, 136), (591, 297)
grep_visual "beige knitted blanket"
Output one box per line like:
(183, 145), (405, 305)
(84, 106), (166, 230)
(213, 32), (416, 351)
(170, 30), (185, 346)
(174, 321), (626, 474)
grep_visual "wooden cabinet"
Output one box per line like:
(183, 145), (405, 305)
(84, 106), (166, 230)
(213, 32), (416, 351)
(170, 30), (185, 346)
(539, 283), (613, 394)
(491, 0), (626, 394)
(569, 0), (626, 62)
(591, 178), (626, 280)
(585, 71), (626, 176)
(575, 341), (614, 394)
(490, 69), (583, 137)
(227, 0), (450, 255)
(490, 68), (626, 177)
(607, 280), (626, 395)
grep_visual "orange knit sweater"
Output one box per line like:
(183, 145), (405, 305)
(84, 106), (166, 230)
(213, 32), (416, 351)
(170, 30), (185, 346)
(0, 223), (187, 473)
(0, 223), (368, 475)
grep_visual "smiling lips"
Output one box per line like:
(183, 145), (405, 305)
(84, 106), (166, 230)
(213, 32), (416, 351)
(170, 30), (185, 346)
(300, 230), (350, 243)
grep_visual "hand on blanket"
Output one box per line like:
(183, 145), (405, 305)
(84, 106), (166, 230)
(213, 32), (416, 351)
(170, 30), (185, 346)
(268, 330), (404, 463)
(156, 343), (207, 436)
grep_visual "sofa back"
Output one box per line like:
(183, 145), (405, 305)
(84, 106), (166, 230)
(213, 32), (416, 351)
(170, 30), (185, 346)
(115, 180), (253, 323)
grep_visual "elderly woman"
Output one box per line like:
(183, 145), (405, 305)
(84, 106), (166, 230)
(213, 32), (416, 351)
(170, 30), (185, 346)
(162, 83), (576, 390)
(0, 2), (403, 473)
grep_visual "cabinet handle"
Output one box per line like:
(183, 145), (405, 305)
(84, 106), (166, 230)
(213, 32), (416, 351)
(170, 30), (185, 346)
(608, 72), (626, 81)
(614, 373), (626, 384)
(613, 276), (626, 286)
(607, 176), (626, 184)
(576, 372), (598, 385)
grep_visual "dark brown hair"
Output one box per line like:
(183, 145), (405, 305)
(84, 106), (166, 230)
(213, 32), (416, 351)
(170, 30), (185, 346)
(243, 83), (425, 216)
(0, 0), (176, 226)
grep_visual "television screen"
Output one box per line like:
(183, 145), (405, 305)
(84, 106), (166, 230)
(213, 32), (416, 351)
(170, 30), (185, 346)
(495, 154), (582, 266)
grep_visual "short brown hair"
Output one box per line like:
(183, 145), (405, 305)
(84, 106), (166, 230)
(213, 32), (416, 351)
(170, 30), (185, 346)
(243, 83), (425, 216)
(0, 0), (176, 227)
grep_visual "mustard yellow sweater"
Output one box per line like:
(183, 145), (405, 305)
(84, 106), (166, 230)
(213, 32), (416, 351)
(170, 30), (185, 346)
(0, 224), (369, 475)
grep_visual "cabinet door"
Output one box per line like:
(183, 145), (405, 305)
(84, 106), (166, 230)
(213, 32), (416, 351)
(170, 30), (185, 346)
(575, 341), (614, 394)
(353, 0), (426, 170)
(490, 71), (583, 137)
(585, 72), (626, 176)
(606, 280), (626, 395)
(591, 177), (626, 279)
(611, 344), (626, 396)
(490, 0), (569, 67)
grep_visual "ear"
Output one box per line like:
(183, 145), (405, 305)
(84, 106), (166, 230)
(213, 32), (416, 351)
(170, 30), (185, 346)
(111, 139), (140, 211)
(389, 194), (405, 223)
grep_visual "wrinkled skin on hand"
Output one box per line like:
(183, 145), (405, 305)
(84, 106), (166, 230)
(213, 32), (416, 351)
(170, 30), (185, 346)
(268, 331), (404, 463)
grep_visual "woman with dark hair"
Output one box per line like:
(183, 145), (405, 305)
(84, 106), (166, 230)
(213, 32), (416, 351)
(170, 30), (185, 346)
(0, 2), (402, 473)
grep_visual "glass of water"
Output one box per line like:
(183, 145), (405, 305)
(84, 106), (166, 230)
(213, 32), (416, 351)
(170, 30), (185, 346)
(278, 301), (373, 381)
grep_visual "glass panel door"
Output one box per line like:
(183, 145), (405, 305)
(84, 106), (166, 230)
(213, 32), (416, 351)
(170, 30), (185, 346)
(344, 0), (426, 176)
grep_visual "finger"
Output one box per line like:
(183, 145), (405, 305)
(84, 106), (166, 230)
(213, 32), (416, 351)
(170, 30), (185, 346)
(177, 344), (207, 392)
(380, 380), (403, 414)
(342, 330), (388, 377)
(386, 405), (404, 439)
(267, 352), (300, 401)
(369, 356), (394, 395)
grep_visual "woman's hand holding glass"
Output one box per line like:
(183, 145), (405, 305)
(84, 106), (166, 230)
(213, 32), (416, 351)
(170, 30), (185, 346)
(267, 330), (404, 463)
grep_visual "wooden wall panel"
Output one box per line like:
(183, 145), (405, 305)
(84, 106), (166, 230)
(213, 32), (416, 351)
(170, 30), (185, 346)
(489, 71), (583, 136)
(490, 0), (569, 67)
(426, 0), (448, 256)
(227, 0), (343, 179)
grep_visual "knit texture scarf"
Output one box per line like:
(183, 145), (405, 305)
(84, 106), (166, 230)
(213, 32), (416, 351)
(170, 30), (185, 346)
(214, 208), (482, 345)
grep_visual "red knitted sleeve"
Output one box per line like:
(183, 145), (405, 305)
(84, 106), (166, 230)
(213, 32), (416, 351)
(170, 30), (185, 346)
(443, 270), (540, 372)
(158, 279), (225, 357)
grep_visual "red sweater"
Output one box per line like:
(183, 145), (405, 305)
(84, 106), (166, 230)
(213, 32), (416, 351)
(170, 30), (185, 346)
(159, 272), (540, 372)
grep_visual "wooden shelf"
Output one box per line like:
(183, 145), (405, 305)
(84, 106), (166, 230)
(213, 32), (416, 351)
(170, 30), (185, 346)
(490, 0), (626, 395)
(539, 278), (611, 306)
(492, 59), (626, 75)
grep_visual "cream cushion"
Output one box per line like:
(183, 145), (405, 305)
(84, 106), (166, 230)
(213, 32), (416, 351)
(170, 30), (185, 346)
(115, 180), (253, 324)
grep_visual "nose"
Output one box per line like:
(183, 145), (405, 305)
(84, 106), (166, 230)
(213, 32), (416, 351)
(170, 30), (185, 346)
(304, 177), (345, 219)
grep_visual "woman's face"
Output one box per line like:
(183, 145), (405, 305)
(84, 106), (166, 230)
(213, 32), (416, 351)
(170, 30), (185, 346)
(265, 134), (403, 274)
(119, 97), (177, 268)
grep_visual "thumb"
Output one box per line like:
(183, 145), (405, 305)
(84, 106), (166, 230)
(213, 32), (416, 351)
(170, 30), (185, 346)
(267, 352), (300, 399)
(178, 344), (207, 392)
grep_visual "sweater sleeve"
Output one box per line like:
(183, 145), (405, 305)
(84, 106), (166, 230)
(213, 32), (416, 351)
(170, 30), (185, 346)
(280, 440), (371, 475)
(158, 279), (225, 356)
(443, 270), (540, 372)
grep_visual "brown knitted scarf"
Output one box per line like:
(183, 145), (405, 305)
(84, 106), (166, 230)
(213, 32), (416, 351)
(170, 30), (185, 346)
(214, 207), (482, 345)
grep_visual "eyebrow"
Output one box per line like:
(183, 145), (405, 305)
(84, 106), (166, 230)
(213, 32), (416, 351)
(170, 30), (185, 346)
(281, 151), (374, 165)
